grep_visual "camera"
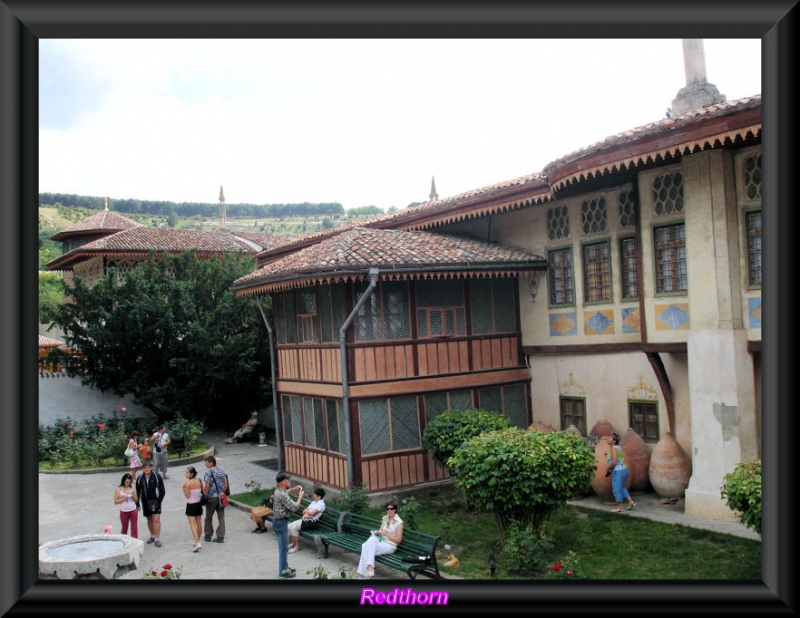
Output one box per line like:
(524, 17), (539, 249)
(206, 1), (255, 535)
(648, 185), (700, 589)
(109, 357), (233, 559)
(155, 445), (161, 453)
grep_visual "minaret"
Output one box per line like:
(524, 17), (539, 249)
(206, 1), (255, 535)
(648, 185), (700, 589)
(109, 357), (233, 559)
(670, 39), (726, 115)
(429, 176), (438, 202)
(218, 185), (226, 229)
(103, 197), (108, 211)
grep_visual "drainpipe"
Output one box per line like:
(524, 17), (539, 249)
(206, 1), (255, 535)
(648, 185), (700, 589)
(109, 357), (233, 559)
(340, 267), (379, 486)
(256, 296), (283, 473)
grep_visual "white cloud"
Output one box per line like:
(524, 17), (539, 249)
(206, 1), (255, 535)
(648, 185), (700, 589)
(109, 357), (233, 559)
(39, 38), (761, 210)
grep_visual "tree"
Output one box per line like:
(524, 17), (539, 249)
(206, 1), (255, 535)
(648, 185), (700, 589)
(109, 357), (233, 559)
(422, 408), (511, 468)
(52, 250), (273, 427)
(38, 272), (64, 323)
(448, 427), (596, 543)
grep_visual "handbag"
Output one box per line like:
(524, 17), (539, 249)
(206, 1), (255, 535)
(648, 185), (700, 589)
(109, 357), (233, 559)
(213, 473), (228, 508)
(300, 519), (319, 531)
(124, 441), (136, 458)
(199, 481), (209, 506)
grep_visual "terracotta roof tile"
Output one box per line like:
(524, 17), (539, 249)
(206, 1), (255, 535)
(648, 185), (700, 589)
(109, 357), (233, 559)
(50, 210), (143, 240)
(45, 228), (295, 271)
(233, 227), (545, 293)
(38, 335), (64, 348)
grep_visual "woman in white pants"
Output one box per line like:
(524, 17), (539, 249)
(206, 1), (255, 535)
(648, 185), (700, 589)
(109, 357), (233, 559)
(357, 500), (403, 578)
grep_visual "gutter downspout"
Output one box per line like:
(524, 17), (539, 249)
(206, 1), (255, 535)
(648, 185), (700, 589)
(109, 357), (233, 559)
(256, 296), (283, 473)
(340, 267), (379, 486)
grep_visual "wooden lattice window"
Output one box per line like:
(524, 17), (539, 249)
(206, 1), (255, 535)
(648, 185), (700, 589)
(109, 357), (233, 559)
(629, 401), (659, 442)
(654, 223), (687, 293)
(548, 247), (574, 306)
(417, 279), (466, 338)
(560, 397), (586, 436)
(620, 236), (638, 300)
(582, 240), (611, 303)
(746, 210), (762, 288)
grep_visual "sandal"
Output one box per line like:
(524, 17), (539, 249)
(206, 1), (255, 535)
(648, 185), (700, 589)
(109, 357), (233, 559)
(612, 508), (624, 513)
(628, 502), (637, 510)
(288, 547), (298, 553)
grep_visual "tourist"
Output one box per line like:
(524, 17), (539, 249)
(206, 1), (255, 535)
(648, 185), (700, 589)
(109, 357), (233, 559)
(114, 472), (139, 538)
(288, 488), (326, 553)
(357, 500), (403, 578)
(202, 455), (228, 543)
(136, 461), (166, 547)
(183, 466), (204, 552)
(271, 473), (303, 578)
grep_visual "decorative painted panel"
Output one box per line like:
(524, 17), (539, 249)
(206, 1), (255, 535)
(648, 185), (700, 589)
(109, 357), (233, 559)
(655, 303), (690, 330)
(584, 309), (614, 335)
(550, 312), (577, 336)
(621, 307), (641, 333)
(748, 297), (762, 328)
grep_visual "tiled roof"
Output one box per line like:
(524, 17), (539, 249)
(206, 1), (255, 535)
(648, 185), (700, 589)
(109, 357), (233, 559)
(50, 209), (143, 241)
(232, 232), (301, 252)
(45, 227), (284, 271)
(233, 227), (546, 295)
(38, 335), (63, 348)
(334, 95), (762, 234)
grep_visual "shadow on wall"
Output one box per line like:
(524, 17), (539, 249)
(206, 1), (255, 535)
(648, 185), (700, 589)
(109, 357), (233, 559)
(38, 376), (156, 427)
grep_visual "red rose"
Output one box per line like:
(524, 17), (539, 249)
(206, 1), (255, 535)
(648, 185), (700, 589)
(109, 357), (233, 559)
(98, 423), (105, 429)
(160, 570), (168, 577)
(151, 570), (157, 576)
(163, 564), (172, 569)
(553, 563), (563, 571)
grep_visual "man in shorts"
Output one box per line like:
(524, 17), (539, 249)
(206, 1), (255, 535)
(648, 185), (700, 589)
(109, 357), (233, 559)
(151, 424), (171, 480)
(136, 462), (166, 547)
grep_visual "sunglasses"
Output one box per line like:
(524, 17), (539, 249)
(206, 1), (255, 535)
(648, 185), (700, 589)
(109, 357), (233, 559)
(386, 506), (397, 510)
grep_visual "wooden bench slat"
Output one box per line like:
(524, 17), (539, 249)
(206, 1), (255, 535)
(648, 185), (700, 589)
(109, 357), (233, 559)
(318, 511), (441, 579)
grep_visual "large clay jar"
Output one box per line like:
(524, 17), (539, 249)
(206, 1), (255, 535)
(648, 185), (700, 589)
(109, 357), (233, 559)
(527, 420), (555, 432)
(587, 419), (615, 449)
(648, 432), (692, 499)
(590, 440), (615, 503)
(620, 428), (651, 493)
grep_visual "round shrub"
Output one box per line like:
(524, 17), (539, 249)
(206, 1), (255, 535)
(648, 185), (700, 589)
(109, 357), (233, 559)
(422, 408), (512, 468)
(720, 459), (761, 536)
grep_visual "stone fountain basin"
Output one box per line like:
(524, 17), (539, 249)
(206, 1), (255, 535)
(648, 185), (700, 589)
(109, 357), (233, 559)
(39, 534), (145, 580)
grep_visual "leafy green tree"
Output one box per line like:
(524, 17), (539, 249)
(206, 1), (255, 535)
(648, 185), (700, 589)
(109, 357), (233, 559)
(720, 459), (761, 536)
(38, 272), (64, 323)
(51, 250), (272, 427)
(448, 427), (596, 543)
(422, 408), (511, 468)
(166, 208), (179, 228)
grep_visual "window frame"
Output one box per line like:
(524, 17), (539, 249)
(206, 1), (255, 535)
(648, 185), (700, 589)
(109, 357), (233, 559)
(628, 400), (660, 443)
(619, 235), (639, 301)
(652, 221), (687, 295)
(547, 246), (575, 308)
(581, 239), (612, 304)
(559, 396), (586, 436)
(744, 208), (762, 290)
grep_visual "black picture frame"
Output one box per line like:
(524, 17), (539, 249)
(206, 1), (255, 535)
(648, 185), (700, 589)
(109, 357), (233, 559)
(2, 1), (794, 614)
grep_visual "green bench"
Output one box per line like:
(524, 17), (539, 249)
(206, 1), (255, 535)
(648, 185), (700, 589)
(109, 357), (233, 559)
(318, 512), (442, 579)
(263, 497), (345, 558)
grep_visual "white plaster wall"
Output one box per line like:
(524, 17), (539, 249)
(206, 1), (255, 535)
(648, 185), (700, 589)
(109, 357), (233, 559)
(528, 351), (691, 452)
(38, 376), (155, 427)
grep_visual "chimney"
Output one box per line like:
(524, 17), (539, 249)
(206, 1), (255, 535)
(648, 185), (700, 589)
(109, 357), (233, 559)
(670, 39), (726, 116)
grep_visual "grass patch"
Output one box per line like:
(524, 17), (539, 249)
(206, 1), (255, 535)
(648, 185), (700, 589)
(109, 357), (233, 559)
(356, 490), (760, 580)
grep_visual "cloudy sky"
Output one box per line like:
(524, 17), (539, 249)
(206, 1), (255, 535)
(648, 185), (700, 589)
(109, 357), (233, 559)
(39, 39), (761, 212)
